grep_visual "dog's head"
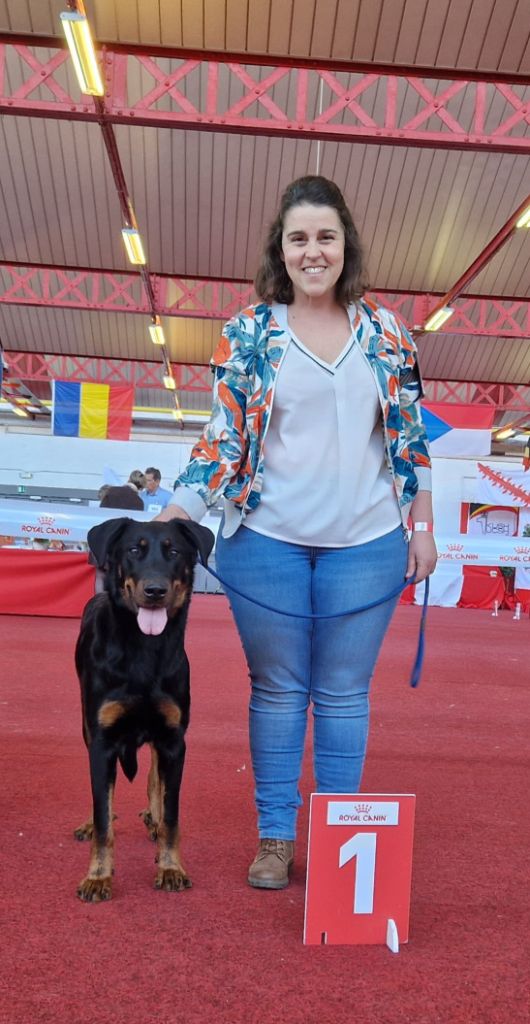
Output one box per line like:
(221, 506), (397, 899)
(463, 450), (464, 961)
(87, 518), (215, 635)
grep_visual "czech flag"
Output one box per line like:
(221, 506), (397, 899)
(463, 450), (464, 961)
(52, 381), (134, 441)
(421, 403), (495, 457)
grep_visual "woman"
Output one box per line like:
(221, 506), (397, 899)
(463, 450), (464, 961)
(158, 176), (437, 889)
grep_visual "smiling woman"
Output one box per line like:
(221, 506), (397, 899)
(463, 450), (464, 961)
(158, 174), (436, 891)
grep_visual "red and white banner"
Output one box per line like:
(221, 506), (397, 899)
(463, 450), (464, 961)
(475, 463), (530, 508)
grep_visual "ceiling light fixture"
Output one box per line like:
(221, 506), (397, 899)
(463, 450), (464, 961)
(60, 5), (104, 96)
(10, 404), (29, 418)
(121, 227), (147, 265)
(149, 316), (166, 345)
(163, 374), (176, 391)
(515, 206), (530, 229)
(494, 427), (516, 440)
(424, 307), (454, 332)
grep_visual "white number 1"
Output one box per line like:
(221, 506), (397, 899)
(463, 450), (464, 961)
(339, 833), (377, 914)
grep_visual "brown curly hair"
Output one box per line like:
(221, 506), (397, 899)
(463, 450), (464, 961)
(254, 176), (368, 306)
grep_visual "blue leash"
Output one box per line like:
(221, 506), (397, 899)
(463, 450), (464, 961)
(202, 561), (430, 688)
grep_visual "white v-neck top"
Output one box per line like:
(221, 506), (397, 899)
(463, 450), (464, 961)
(243, 303), (401, 547)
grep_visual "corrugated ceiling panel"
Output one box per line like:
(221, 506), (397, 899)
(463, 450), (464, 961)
(0, 303), (222, 363)
(2, 116), (530, 297)
(0, 4), (529, 392)
(0, 115), (124, 268)
(417, 333), (530, 384)
(0, 1), (529, 75)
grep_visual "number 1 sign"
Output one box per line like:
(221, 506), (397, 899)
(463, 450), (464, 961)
(304, 794), (416, 949)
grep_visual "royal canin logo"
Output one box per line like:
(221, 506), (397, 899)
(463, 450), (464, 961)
(354, 803), (372, 814)
(38, 515), (55, 526)
(515, 546), (530, 555)
(446, 543), (464, 552)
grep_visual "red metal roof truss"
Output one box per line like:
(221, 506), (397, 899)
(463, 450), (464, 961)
(1, 42), (530, 154)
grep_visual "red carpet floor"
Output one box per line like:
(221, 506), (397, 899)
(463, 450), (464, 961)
(1, 599), (528, 1024)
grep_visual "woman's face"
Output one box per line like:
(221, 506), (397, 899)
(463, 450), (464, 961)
(281, 203), (345, 302)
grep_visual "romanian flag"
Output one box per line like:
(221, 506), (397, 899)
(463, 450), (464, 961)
(421, 403), (495, 457)
(52, 381), (134, 440)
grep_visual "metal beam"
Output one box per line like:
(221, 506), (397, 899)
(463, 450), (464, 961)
(3, 36), (530, 84)
(2, 262), (530, 337)
(2, 42), (530, 153)
(419, 191), (530, 334)
(5, 351), (530, 409)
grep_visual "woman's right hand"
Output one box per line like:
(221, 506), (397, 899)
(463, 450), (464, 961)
(153, 504), (191, 522)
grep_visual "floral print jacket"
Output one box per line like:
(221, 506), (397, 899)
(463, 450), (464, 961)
(174, 299), (432, 535)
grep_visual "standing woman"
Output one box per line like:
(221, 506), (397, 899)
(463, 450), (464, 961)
(158, 176), (437, 890)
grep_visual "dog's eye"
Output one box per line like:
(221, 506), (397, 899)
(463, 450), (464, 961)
(128, 545), (140, 555)
(169, 548), (180, 557)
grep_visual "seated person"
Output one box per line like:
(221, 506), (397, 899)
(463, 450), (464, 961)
(100, 470), (146, 511)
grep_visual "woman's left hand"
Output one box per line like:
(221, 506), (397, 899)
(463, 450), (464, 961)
(405, 532), (438, 583)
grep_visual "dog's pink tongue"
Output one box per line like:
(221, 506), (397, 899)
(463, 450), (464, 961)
(137, 607), (168, 636)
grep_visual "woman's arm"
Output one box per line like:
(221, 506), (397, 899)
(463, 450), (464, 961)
(406, 490), (437, 583)
(396, 318), (437, 583)
(156, 315), (255, 523)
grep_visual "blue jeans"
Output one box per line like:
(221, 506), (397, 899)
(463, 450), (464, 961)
(215, 524), (408, 840)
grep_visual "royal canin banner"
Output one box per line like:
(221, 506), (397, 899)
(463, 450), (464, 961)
(1, 502), (529, 568)
(0, 501), (150, 548)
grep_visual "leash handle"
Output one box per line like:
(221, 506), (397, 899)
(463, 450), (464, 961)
(200, 561), (429, 688)
(409, 576), (429, 688)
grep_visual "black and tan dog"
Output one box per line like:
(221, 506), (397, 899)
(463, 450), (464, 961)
(74, 516), (214, 902)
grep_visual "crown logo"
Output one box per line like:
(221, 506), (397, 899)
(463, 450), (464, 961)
(447, 543), (464, 551)
(515, 546), (530, 554)
(354, 803), (372, 814)
(38, 515), (54, 525)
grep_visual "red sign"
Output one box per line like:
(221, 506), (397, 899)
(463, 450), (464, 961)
(304, 793), (416, 947)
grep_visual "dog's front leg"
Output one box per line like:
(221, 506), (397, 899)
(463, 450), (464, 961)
(77, 737), (117, 902)
(154, 737), (191, 892)
(139, 746), (162, 841)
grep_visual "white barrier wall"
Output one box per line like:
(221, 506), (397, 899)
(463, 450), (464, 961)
(1, 432), (526, 519)
(0, 431), (195, 494)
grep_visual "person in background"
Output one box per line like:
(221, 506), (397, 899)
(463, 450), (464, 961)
(91, 471), (146, 593)
(141, 467), (173, 513)
(97, 484), (111, 503)
(99, 470), (146, 511)
(156, 175), (437, 890)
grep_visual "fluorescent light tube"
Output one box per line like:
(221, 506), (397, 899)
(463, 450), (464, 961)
(121, 228), (147, 265)
(149, 317), (166, 345)
(424, 306), (454, 332)
(60, 11), (104, 96)
(515, 206), (530, 229)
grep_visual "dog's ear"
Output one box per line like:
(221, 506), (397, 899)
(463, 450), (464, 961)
(87, 517), (133, 568)
(171, 519), (215, 567)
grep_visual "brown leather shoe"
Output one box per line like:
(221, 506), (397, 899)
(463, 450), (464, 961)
(248, 839), (294, 889)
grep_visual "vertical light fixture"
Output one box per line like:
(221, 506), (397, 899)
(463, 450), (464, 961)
(121, 227), (147, 265)
(60, 2), (104, 97)
(149, 316), (166, 345)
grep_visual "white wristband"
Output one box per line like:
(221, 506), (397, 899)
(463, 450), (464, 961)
(411, 521), (434, 533)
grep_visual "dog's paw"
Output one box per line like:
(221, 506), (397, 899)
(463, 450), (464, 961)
(76, 876), (112, 902)
(154, 867), (192, 892)
(74, 820), (94, 841)
(139, 809), (159, 841)
(74, 812), (117, 842)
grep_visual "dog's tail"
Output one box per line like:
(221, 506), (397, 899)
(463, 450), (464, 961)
(118, 740), (138, 782)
